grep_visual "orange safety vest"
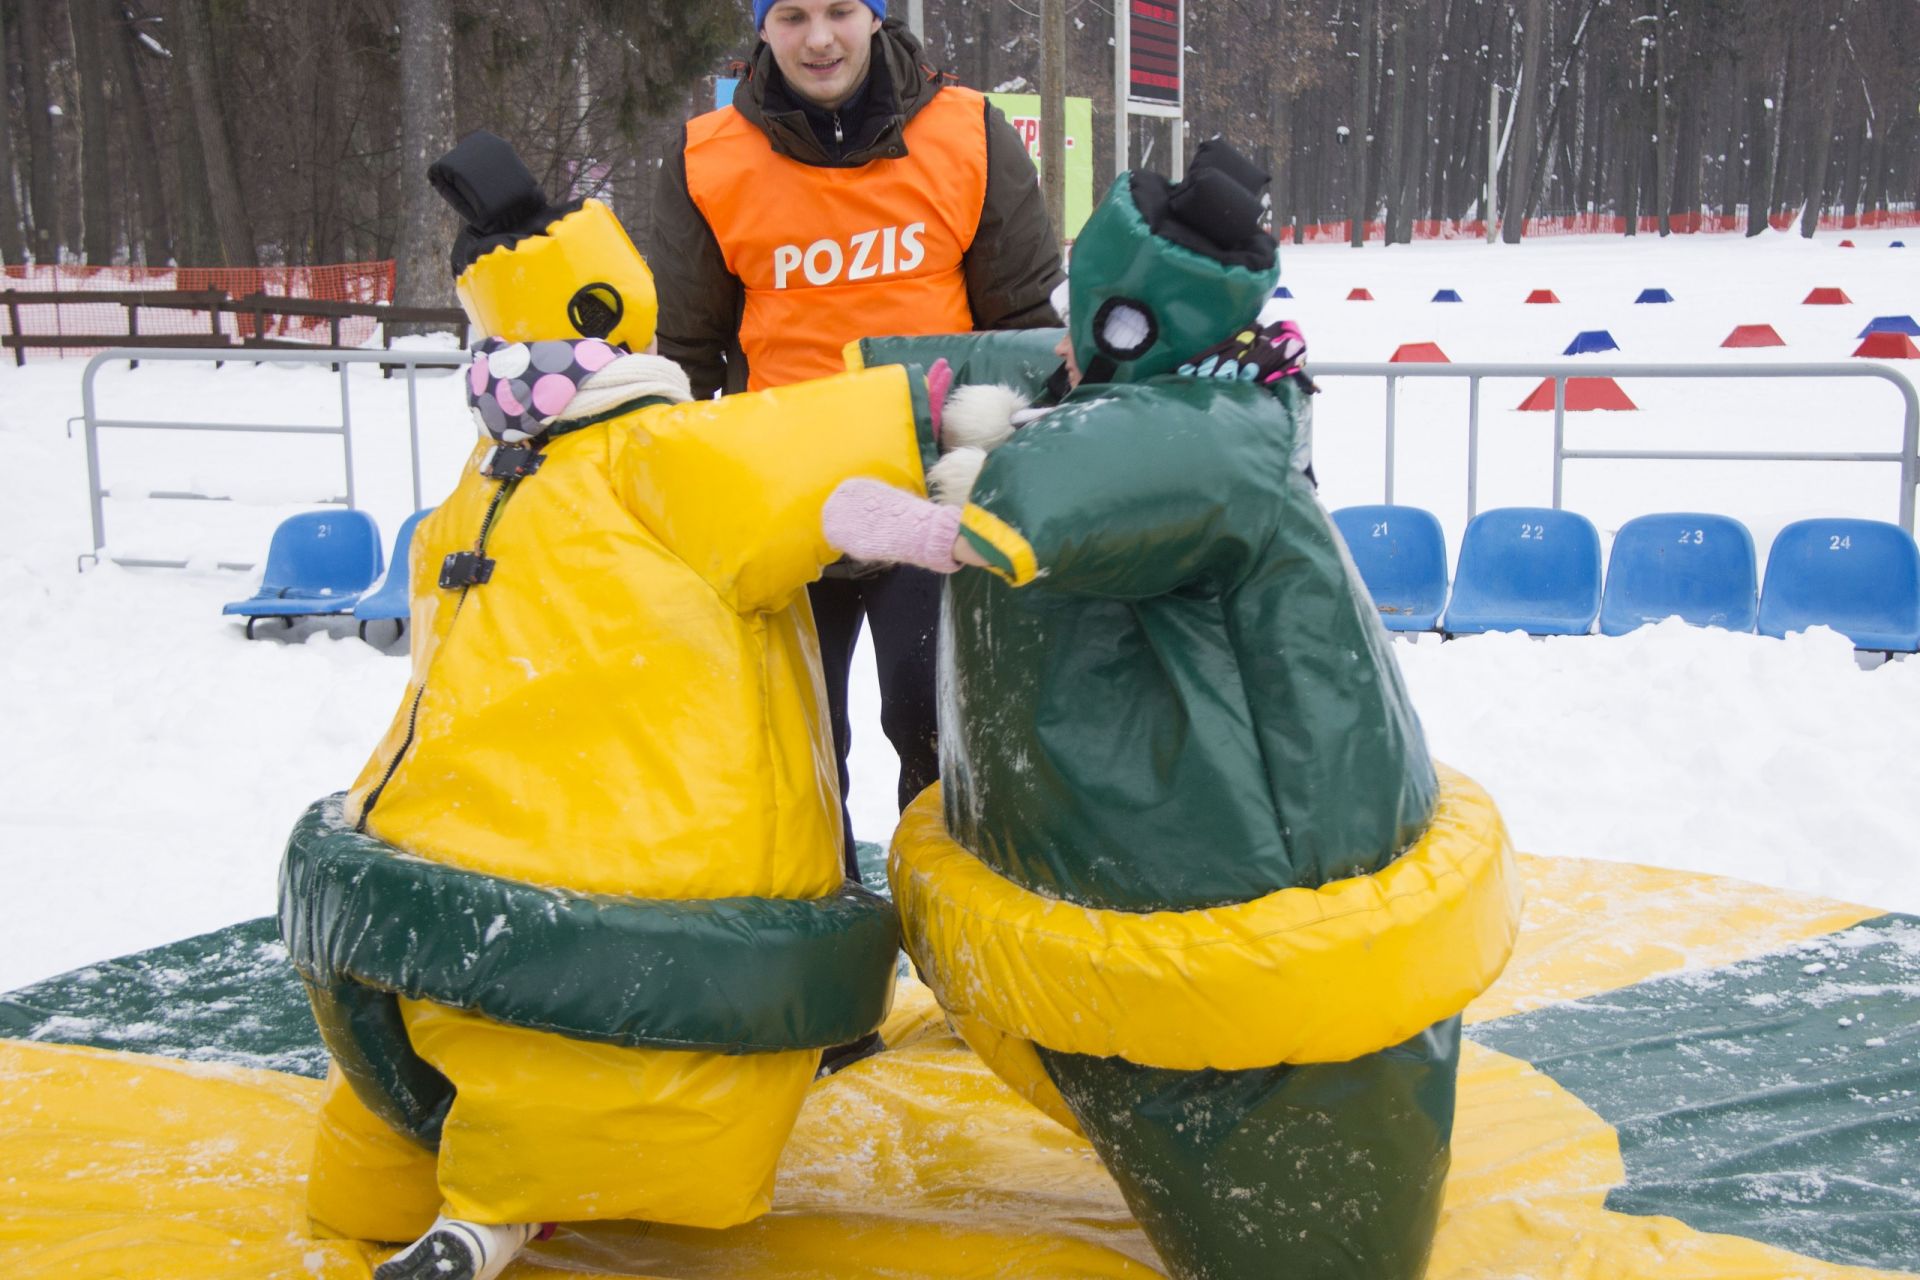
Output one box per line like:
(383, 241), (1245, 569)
(684, 85), (988, 390)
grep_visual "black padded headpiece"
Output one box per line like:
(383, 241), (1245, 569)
(1128, 139), (1276, 273)
(428, 131), (583, 278)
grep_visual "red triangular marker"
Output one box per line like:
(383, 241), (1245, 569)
(1517, 377), (1636, 411)
(1722, 324), (1786, 348)
(1852, 332), (1920, 359)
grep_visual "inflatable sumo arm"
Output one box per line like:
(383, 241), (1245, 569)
(847, 143), (1525, 1280)
(275, 132), (940, 1260)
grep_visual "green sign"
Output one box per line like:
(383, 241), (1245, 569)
(984, 93), (1095, 240)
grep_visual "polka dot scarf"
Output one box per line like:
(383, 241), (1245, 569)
(466, 337), (622, 443)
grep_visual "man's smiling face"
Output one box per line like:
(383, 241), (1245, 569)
(762, 0), (883, 113)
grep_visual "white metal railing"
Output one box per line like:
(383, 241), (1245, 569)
(1310, 361), (1920, 535)
(72, 346), (468, 570)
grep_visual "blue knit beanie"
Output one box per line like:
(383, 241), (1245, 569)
(754, 0), (885, 31)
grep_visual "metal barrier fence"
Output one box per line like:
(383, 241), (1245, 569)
(1310, 362), (1920, 535)
(72, 346), (469, 570)
(69, 353), (1920, 568)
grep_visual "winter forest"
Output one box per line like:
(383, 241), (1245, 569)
(2, 0), (1916, 307)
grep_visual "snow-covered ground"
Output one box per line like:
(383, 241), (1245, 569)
(2, 228), (1917, 993)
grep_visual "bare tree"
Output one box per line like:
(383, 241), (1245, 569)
(1797, 2), (1845, 237)
(393, 0), (454, 312)
(1502, 0), (1546, 243)
(68, 0), (114, 262)
(170, 0), (255, 265)
(17, 0), (63, 262)
(0, 3), (28, 264)
(106, 1), (173, 264)
(1348, 0), (1377, 247)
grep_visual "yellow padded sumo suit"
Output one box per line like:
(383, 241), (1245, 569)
(296, 194), (934, 1241)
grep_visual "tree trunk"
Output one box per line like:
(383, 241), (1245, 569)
(453, 2), (490, 141)
(1400, 12), (1432, 232)
(0, 5), (29, 265)
(1264, 0), (1292, 237)
(68, 0), (115, 263)
(1861, 121), (1886, 215)
(1837, 122), (1862, 220)
(1797, 7), (1842, 238)
(1767, 38), (1794, 222)
(163, 22), (217, 266)
(1589, 57), (1611, 214)
(171, 0), (255, 266)
(17, 0), (61, 263)
(1620, 57), (1643, 237)
(1348, 0), (1377, 246)
(306, 0), (345, 263)
(1270, 91), (1293, 239)
(106, 1), (173, 265)
(1382, 10), (1408, 242)
(1744, 74), (1774, 236)
(394, 0), (455, 314)
(1651, 1), (1671, 235)
(1039, 0), (1066, 245)
(1671, 52), (1701, 229)
(1502, 0), (1545, 243)
(1720, 52), (1744, 219)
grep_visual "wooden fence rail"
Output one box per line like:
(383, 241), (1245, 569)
(1, 288), (468, 367)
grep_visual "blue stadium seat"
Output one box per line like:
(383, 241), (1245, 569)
(1443, 507), (1602, 636)
(222, 510), (383, 638)
(353, 507), (436, 641)
(1600, 513), (1758, 636)
(1757, 519), (1920, 652)
(1332, 504), (1449, 631)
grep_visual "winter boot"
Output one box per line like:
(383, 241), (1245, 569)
(373, 1216), (539, 1280)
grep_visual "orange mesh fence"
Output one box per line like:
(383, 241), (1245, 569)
(0, 261), (396, 360)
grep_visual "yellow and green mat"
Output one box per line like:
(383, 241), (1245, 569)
(3, 852), (1916, 1279)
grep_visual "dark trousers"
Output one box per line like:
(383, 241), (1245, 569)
(807, 567), (943, 879)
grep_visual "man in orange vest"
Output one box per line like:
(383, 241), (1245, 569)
(654, 0), (1064, 895)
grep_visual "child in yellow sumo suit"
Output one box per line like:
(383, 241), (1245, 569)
(275, 132), (938, 1280)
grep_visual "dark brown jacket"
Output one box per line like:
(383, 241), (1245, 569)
(653, 20), (1064, 399)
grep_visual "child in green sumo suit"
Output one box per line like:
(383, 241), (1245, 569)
(822, 141), (1524, 1280)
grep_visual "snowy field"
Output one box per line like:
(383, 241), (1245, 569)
(2, 227), (1917, 992)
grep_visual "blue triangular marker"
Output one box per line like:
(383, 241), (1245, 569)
(1432, 289), (1463, 303)
(1563, 329), (1621, 356)
(1635, 288), (1674, 304)
(1271, 285), (1294, 299)
(1858, 315), (1920, 338)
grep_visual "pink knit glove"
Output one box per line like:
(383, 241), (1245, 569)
(823, 478), (964, 573)
(926, 357), (954, 443)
